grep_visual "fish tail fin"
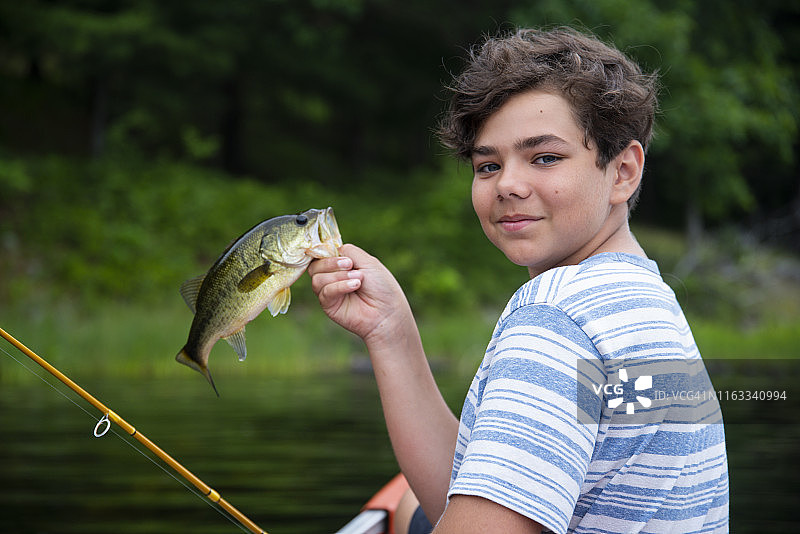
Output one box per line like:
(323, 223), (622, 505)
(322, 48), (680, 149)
(176, 347), (220, 397)
(203, 367), (220, 398)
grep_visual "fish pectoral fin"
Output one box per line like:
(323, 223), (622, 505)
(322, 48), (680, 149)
(179, 274), (206, 313)
(237, 263), (272, 293)
(224, 327), (247, 362)
(267, 287), (292, 316)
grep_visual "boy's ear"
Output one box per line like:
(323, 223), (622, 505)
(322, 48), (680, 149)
(610, 140), (644, 206)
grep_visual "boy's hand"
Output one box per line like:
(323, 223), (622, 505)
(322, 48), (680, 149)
(308, 244), (413, 347)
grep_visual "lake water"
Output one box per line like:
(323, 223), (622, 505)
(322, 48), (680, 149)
(0, 371), (407, 534)
(1, 360), (798, 533)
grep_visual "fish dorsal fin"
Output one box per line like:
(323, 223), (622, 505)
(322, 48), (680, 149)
(179, 274), (206, 313)
(237, 262), (272, 293)
(224, 327), (247, 362)
(268, 287), (291, 316)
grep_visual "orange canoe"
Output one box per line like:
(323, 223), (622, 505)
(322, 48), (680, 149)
(336, 474), (409, 534)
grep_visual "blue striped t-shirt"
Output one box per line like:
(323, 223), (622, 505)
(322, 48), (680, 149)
(448, 253), (729, 533)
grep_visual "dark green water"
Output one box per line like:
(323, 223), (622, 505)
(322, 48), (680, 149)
(1, 361), (798, 533)
(0, 372), (403, 533)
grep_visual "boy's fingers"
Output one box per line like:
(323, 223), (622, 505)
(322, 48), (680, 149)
(307, 244), (373, 308)
(310, 268), (361, 295)
(308, 255), (352, 277)
(339, 244), (376, 268)
(318, 277), (361, 304)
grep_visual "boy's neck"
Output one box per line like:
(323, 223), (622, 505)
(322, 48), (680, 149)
(527, 205), (646, 278)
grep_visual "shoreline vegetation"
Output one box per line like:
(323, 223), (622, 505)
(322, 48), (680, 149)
(1, 157), (798, 384)
(1, 296), (798, 385)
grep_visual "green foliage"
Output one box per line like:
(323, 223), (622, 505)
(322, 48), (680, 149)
(0, 156), (32, 193)
(633, 224), (800, 330)
(1, 154), (285, 305)
(1, 1), (797, 227)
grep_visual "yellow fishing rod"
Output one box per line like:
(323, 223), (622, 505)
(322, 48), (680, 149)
(0, 326), (268, 534)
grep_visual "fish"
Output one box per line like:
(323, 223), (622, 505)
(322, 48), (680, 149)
(176, 207), (342, 395)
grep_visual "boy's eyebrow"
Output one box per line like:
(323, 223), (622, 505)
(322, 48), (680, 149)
(470, 144), (498, 157)
(514, 134), (570, 151)
(471, 134), (570, 157)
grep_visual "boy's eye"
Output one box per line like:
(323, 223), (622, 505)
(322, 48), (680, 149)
(475, 162), (501, 174)
(533, 154), (561, 165)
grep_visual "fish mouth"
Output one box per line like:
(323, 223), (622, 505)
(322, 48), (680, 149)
(322, 207), (343, 248)
(305, 207), (342, 258)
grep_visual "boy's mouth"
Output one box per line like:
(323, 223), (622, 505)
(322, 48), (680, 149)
(497, 214), (543, 232)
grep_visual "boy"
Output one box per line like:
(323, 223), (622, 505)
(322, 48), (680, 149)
(309, 27), (729, 533)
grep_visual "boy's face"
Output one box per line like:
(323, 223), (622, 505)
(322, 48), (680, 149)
(471, 89), (627, 277)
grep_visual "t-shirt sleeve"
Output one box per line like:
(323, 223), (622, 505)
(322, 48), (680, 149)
(448, 303), (603, 534)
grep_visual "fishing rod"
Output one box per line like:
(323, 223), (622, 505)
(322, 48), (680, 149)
(0, 326), (268, 534)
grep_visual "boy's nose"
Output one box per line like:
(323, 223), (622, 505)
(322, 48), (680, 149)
(495, 165), (532, 200)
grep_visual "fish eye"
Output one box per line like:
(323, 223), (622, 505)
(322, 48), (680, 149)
(295, 214), (308, 226)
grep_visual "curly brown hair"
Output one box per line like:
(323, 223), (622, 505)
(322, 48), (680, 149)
(437, 27), (659, 208)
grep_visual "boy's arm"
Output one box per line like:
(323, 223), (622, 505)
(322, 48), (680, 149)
(365, 305), (460, 522)
(309, 244), (459, 521)
(434, 495), (543, 534)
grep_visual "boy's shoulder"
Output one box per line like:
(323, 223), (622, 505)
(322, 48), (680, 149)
(500, 252), (666, 323)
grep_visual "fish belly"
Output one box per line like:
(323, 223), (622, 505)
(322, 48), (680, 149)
(208, 265), (306, 340)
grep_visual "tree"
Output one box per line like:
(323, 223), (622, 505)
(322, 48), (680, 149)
(1, 0), (796, 231)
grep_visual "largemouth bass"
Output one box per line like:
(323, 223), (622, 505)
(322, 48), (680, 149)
(176, 207), (342, 394)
